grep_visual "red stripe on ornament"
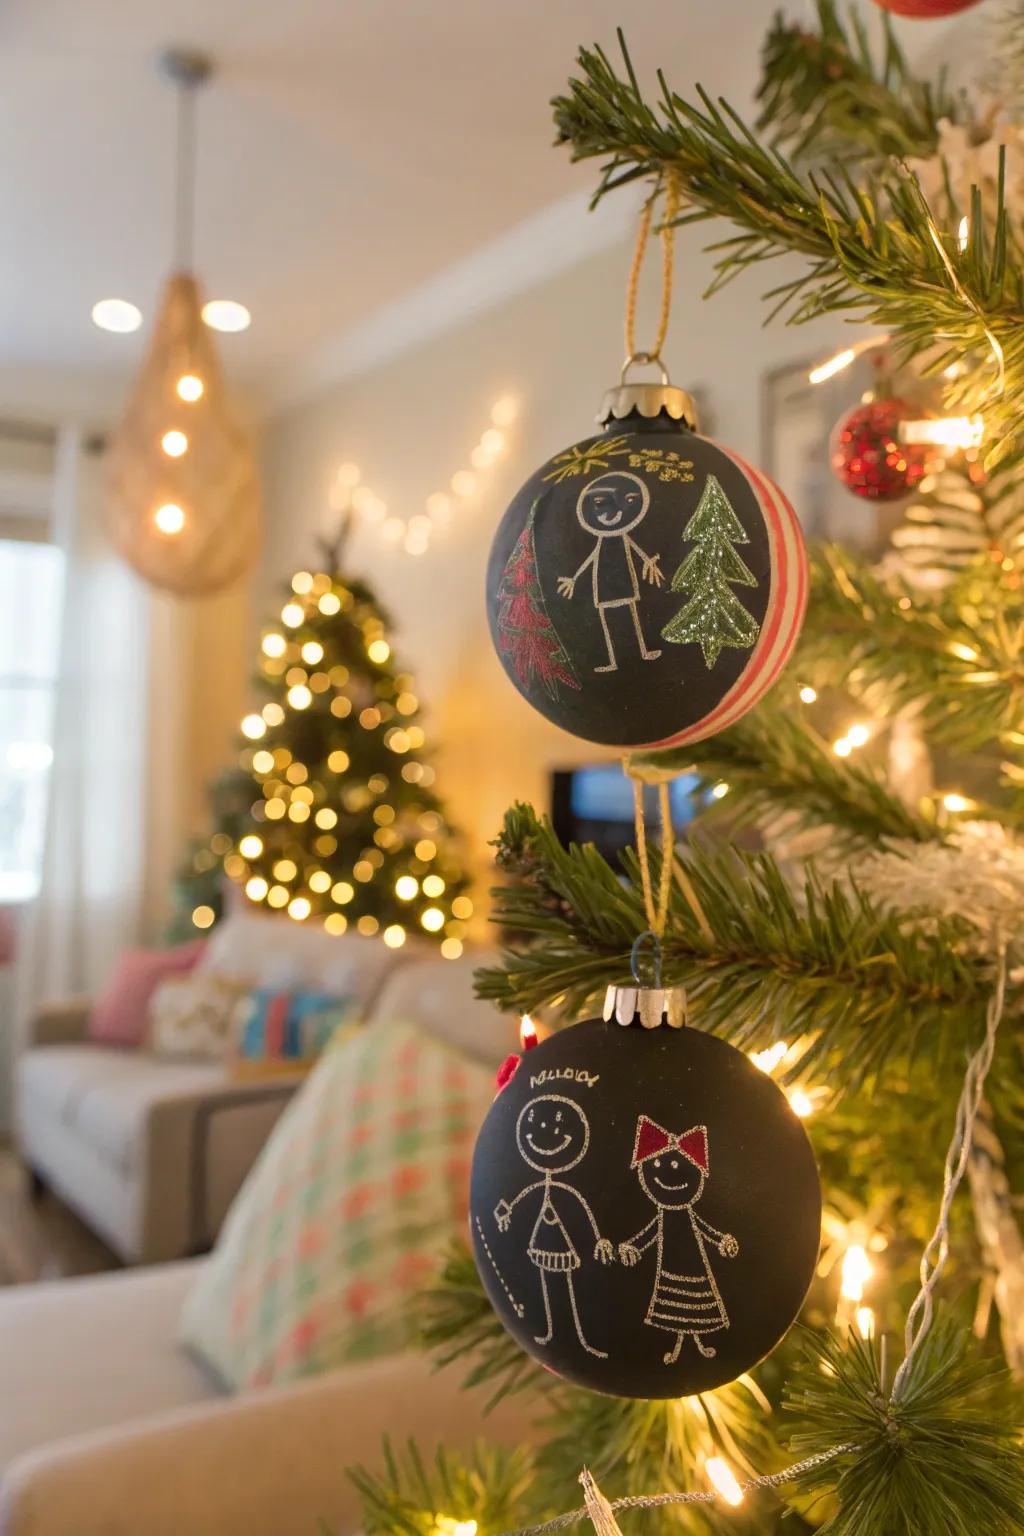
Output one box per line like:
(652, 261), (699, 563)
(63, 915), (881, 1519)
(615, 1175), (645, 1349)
(649, 440), (800, 749)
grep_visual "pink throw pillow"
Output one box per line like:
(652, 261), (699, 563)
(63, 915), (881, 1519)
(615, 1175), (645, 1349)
(88, 940), (207, 1049)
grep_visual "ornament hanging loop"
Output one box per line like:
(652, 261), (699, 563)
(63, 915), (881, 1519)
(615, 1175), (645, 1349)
(620, 352), (671, 387)
(630, 929), (663, 988)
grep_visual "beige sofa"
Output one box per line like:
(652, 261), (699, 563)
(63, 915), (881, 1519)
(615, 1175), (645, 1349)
(1, 947), (524, 1535)
(14, 915), (400, 1262)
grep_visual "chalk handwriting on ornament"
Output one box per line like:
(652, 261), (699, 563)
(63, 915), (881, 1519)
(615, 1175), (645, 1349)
(529, 1067), (600, 1089)
(627, 448), (696, 484)
(557, 472), (664, 674)
(493, 1094), (613, 1358)
(543, 435), (632, 485)
(661, 473), (760, 668)
(619, 1118), (738, 1366)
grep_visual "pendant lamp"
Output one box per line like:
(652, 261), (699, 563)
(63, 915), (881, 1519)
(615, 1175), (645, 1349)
(107, 50), (260, 596)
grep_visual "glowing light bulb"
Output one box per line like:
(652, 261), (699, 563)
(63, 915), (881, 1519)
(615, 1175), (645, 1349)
(263, 703), (285, 726)
(301, 641), (324, 664)
(856, 1306), (875, 1339)
(318, 592), (341, 616)
(154, 502), (185, 535)
(788, 1088), (814, 1118)
(441, 937), (463, 960)
(383, 924), (406, 949)
(840, 1244), (873, 1303)
(245, 877), (268, 901)
(799, 685), (817, 704)
(420, 907), (445, 933)
(451, 896), (473, 920)
(422, 874), (445, 898)
(451, 469), (477, 497)
(491, 395), (519, 427)
(241, 714), (266, 740)
(324, 913), (348, 935)
(808, 348), (856, 385)
(710, 781), (729, 799)
(705, 1457), (744, 1507)
(942, 792), (975, 813)
(262, 633), (286, 658)
(415, 839), (437, 862)
(288, 685), (312, 710)
(281, 603), (303, 627)
(833, 737), (852, 758)
(201, 299), (251, 332)
(434, 1519), (478, 1536)
(395, 876), (419, 901)
(336, 461), (361, 487)
(192, 905), (216, 930)
(308, 871), (332, 894)
(749, 1041), (788, 1074)
(331, 881), (355, 905)
(520, 1015), (538, 1050)
(367, 639), (391, 664)
(92, 298), (143, 333)
(239, 835), (263, 859)
(161, 429), (188, 458)
(288, 896), (311, 921)
(176, 373), (204, 401)
(292, 571), (314, 595)
(846, 723), (870, 748)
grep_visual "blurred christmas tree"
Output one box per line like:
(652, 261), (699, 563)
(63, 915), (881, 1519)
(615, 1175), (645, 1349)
(170, 539), (472, 954)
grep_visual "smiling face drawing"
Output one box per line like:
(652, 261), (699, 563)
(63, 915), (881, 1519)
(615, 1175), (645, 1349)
(638, 1154), (705, 1210)
(516, 1094), (590, 1173)
(576, 471), (649, 537)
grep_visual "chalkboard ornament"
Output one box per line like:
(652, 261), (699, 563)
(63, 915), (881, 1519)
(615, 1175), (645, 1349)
(486, 368), (807, 750)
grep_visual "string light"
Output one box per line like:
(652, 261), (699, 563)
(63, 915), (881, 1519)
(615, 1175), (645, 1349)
(281, 602), (303, 627)
(788, 1088), (814, 1118)
(750, 1041), (789, 1074)
(421, 907), (445, 932)
(238, 834), (263, 858)
(451, 895), (473, 920)
(176, 373), (204, 401)
(846, 722), (870, 748)
(245, 876), (268, 901)
(807, 334), (888, 386)
(241, 714), (266, 740)
(799, 684), (817, 704)
(154, 502), (185, 534)
(395, 876), (419, 900)
(900, 415), (984, 450)
(434, 1519), (478, 1536)
(191, 904), (216, 929)
(161, 429), (188, 458)
(262, 633), (286, 658)
(287, 684), (312, 710)
(840, 1243), (873, 1303)
(941, 792), (976, 813)
(441, 937), (463, 959)
(705, 1458), (744, 1507)
(833, 737), (852, 757)
(330, 395), (520, 557)
(367, 639), (391, 663)
(856, 1305), (875, 1339)
(383, 924), (406, 949)
(710, 781), (729, 800)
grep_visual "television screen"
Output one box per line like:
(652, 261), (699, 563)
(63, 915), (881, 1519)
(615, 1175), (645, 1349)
(551, 764), (713, 870)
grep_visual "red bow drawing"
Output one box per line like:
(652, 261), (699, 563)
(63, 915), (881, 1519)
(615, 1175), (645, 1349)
(631, 1116), (709, 1173)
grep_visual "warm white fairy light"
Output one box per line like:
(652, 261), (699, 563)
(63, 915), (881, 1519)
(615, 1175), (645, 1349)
(705, 1457), (744, 1507)
(799, 684), (817, 704)
(331, 395), (519, 557)
(846, 722), (870, 748)
(241, 713), (266, 740)
(957, 214), (970, 253)
(833, 737), (852, 757)
(434, 1519), (478, 1536)
(749, 1040), (788, 1073)
(856, 1305), (875, 1339)
(840, 1243), (873, 1303)
(942, 792), (975, 813)
(788, 1088), (814, 1118)
(710, 781), (729, 799)
(154, 501), (186, 535)
(808, 347), (856, 385)
(900, 415), (984, 450)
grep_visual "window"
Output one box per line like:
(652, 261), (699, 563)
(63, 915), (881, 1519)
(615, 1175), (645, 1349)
(0, 540), (64, 900)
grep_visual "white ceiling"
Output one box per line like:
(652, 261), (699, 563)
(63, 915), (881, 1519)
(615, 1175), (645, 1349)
(0, 1), (956, 405)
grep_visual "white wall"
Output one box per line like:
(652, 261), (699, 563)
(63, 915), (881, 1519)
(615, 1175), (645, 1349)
(261, 226), (848, 886)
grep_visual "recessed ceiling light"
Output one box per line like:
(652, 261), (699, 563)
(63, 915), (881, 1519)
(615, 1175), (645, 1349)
(201, 299), (251, 333)
(92, 298), (143, 333)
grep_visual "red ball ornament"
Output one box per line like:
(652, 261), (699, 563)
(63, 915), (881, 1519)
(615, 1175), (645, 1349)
(829, 397), (931, 502)
(871, 0), (982, 16)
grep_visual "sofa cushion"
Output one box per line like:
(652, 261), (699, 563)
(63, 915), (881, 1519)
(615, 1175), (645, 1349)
(368, 950), (513, 1067)
(0, 1260), (216, 1473)
(19, 1045), (226, 1173)
(88, 941), (207, 1048)
(149, 972), (250, 1060)
(197, 912), (396, 998)
(178, 1019), (496, 1391)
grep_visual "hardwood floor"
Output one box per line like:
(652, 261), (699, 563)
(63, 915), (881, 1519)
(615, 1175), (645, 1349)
(0, 1144), (119, 1287)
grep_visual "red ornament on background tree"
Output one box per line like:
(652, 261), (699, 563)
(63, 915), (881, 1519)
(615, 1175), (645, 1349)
(829, 395), (932, 502)
(871, 0), (982, 16)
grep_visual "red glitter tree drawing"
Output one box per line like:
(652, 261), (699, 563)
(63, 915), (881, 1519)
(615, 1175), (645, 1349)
(496, 502), (581, 701)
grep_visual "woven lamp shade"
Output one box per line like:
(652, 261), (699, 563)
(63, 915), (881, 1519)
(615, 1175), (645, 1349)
(107, 271), (260, 596)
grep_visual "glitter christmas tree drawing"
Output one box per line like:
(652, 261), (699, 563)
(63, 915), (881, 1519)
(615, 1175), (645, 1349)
(661, 474), (760, 667)
(496, 501), (581, 700)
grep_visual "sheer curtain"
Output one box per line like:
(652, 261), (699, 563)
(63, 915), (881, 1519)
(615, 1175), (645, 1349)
(13, 424), (150, 1018)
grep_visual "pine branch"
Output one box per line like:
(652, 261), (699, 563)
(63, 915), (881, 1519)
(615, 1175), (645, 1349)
(476, 805), (995, 1085)
(757, 1), (962, 164)
(802, 547), (1024, 754)
(783, 1321), (1024, 1536)
(629, 699), (940, 849)
(348, 1438), (538, 1536)
(551, 37), (1024, 462)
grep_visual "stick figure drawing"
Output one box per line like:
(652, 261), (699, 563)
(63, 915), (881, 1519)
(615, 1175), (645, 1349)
(557, 471), (663, 673)
(493, 1094), (613, 1357)
(619, 1118), (739, 1365)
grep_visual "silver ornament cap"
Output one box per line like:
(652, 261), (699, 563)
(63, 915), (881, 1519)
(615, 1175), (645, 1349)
(597, 353), (698, 430)
(603, 982), (687, 1030)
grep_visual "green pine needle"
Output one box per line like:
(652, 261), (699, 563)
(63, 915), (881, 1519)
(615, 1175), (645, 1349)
(348, 1438), (537, 1536)
(783, 1320), (1024, 1536)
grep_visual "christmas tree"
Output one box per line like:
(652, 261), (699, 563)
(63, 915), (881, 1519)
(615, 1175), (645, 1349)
(173, 544), (472, 955)
(349, 7), (1024, 1536)
(495, 502), (580, 700)
(660, 474), (759, 666)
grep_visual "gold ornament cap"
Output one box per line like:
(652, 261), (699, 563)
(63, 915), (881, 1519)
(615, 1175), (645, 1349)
(598, 353), (698, 430)
(603, 982), (687, 1030)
